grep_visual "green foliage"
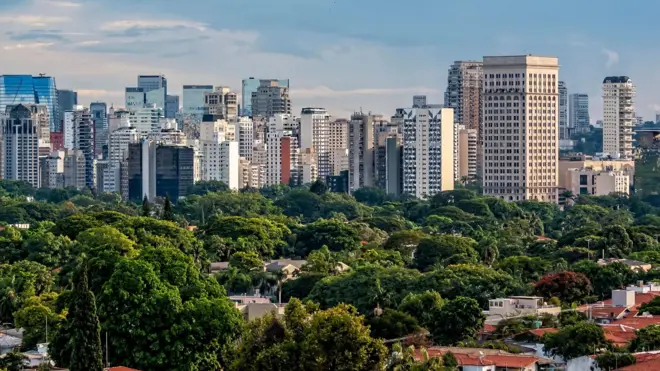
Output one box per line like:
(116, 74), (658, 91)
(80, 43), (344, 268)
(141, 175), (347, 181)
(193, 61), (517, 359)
(0, 351), (28, 371)
(542, 322), (609, 360)
(366, 309), (421, 339)
(534, 271), (592, 303)
(398, 290), (444, 329)
(429, 297), (485, 345)
(595, 351), (636, 371)
(630, 325), (660, 352)
(69, 262), (103, 371)
(414, 235), (478, 271)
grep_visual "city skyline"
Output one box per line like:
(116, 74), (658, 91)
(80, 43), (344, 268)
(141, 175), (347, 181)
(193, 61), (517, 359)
(1, 0), (656, 120)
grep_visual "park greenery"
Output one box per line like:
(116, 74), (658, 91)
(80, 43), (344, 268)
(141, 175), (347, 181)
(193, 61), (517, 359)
(5, 177), (660, 369)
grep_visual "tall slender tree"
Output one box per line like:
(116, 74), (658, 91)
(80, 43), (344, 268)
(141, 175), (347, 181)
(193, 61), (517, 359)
(162, 194), (174, 221)
(69, 261), (103, 371)
(141, 196), (151, 217)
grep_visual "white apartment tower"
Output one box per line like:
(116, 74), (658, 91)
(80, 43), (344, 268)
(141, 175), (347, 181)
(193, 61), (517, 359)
(569, 94), (590, 134)
(482, 55), (559, 203)
(200, 117), (240, 189)
(445, 61), (483, 177)
(458, 125), (478, 182)
(401, 107), (455, 198)
(235, 116), (254, 161)
(104, 124), (139, 193)
(2, 104), (41, 187)
(602, 76), (635, 159)
(300, 107), (331, 179)
(348, 112), (377, 190)
(558, 81), (568, 139)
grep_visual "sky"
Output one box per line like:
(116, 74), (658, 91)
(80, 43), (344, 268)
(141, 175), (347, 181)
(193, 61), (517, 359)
(1, 0), (659, 120)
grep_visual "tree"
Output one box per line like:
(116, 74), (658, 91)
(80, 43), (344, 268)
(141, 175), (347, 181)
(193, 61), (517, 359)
(141, 195), (151, 217)
(366, 309), (420, 339)
(413, 235), (478, 271)
(542, 322), (609, 360)
(639, 297), (660, 315)
(294, 218), (362, 256)
(429, 297), (485, 345)
(310, 179), (329, 195)
(534, 271), (592, 304)
(229, 251), (264, 273)
(398, 291), (444, 329)
(69, 262), (103, 371)
(595, 351), (636, 371)
(0, 351), (27, 371)
(162, 194), (175, 221)
(630, 325), (660, 352)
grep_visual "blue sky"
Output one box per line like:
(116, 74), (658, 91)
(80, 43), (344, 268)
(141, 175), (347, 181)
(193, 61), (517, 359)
(1, 0), (658, 119)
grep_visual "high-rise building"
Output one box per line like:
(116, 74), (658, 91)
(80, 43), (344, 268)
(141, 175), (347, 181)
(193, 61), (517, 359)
(328, 118), (348, 176)
(348, 112), (379, 190)
(385, 137), (403, 196)
(569, 93), (590, 134)
(125, 87), (146, 109)
(204, 87), (238, 118)
(374, 122), (401, 190)
(300, 107), (330, 179)
(138, 74), (167, 113)
(457, 126), (478, 182)
(41, 150), (65, 189)
(558, 81), (568, 139)
(199, 114), (240, 189)
(1, 104), (41, 187)
(127, 140), (193, 201)
(165, 95), (179, 119)
(445, 61), (483, 178)
(266, 114), (299, 185)
(63, 149), (86, 189)
(182, 85), (214, 117)
(401, 107), (455, 198)
(251, 80), (291, 117)
(56, 89), (77, 131)
(602, 76), (635, 159)
(242, 78), (289, 116)
(90, 102), (108, 158)
(103, 122), (139, 193)
(482, 55), (559, 203)
(235, 116), (253, 161)
(0, 75), (57, 131)
(71, 108), (96, 189)
(129, 105), (165, 137)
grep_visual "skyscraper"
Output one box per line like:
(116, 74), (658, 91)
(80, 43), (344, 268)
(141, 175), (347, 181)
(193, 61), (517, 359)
(300, 107), (330, 179)
(182, 85), (214, 117)
(56, 89), (77, 131)
(0, 75), (57, 131)
(602, 76), (635, 159)
(1, 104), (41, 187)
(266, 114), (299, 186)
(90, 102), (108, 158)
(445, 61), (483, 178)
(401, 107), (455, 198)
(251, 80), (291, 117)
(138, 75), (166, 107)
(558, 81), (568, 139)
(242, 78), (289, 116)
(204, 87), (238, 118)
(348, 112), (377, 190)
(72, 108), (96, 189)
(482, 55), (559, 203)
(165, 95), (179, 119)
(569, 93), (590, 134)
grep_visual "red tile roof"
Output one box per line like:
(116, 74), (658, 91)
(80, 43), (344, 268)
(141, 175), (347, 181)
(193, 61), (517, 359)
(617, 352), (660, 370)
(528, 328), (558, 337)
(415, 348), (542, 368)
(482, 324), (497, 333)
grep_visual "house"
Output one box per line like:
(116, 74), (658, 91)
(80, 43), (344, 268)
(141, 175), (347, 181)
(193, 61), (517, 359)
(264, 259), (307, 279)
(598, 259), (652, 273)
(416, 347), (556, 371)
(0, 332), (22, 354)
(485, 296), (560, 324)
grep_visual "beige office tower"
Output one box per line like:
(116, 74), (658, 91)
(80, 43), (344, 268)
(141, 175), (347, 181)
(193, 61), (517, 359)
(445, 61), (483, 178)
(328, 118), (348, 175)
(602, 77), (635, 159)
(457, 125), (478, 182)
(204, 86), (238, 119)
(482, 55), (559, 203)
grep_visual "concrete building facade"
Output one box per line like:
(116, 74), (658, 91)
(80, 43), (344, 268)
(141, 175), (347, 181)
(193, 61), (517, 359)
(602, 76), (635, 159)
(482, 55), (559, 203)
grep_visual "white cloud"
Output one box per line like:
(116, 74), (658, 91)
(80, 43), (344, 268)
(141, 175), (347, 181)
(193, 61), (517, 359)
(0, 15), (69, 26)
(100, 19), (208, 32)
(3, 42), (54, 50)
(602, 48), (620, 68)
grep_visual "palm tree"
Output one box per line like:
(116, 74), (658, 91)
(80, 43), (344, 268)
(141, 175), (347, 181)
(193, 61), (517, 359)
(560, 190), (576, 206)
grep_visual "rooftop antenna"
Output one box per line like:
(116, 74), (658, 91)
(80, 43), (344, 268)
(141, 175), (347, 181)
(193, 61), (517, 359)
(38, 73), (46, 77)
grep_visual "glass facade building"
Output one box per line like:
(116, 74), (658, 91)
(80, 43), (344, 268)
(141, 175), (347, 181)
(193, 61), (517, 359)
(57, 89), (77, 131)
(0, 75), (57, 131)
(241, 78), (289, 116)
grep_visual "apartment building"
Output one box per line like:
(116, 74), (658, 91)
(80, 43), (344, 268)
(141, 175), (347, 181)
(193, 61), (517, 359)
(602, 76), (635, 159)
